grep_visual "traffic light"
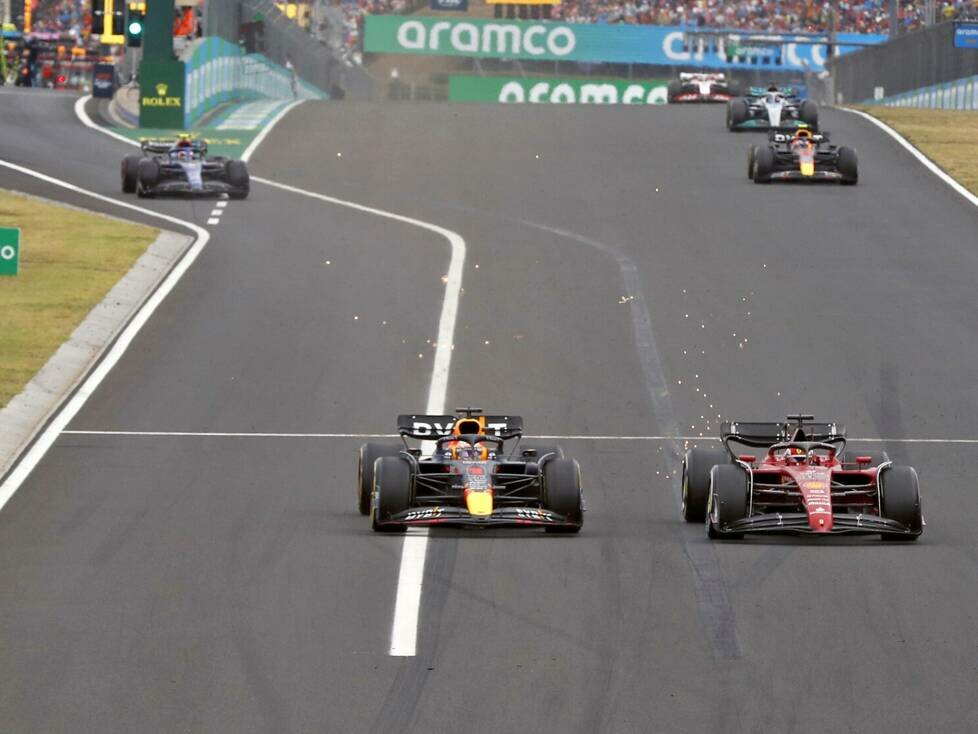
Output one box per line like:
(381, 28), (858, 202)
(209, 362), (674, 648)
(126, 2), (145, 47)
(92, 0), (126, 44)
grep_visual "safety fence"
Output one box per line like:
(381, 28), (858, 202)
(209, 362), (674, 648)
(184, 37), (326, 126)
(830, 21), (978, 104)
(866, 73), (978, 109)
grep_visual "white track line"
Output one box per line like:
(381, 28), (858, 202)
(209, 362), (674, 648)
(75, 96), (465, 657)
(58, 430), (978, 444)
(241, 101), (303, 162)
(0, 161), (210, 513)
(842, 107), (978, 210)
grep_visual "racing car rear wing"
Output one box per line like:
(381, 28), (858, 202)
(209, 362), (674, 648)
(397, 414), (524, 439)
(139, 139), (209, 155)
(768, 128), (829, 142)
(720, 418), (846, 449)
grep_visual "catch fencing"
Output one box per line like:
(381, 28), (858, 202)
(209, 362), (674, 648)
(830, 21), (978, 104)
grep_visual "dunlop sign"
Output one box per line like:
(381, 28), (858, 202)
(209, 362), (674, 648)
(0, 227), (21, 276)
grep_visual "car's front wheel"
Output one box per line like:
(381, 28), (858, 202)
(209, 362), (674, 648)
(357, 443), (401, 515)
(371, 456), (412, 532)
(707, 464), (750, 539)
(879, 465), (922, 540)
(543, 458), (583, 534)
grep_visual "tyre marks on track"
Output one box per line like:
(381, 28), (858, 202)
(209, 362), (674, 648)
(447, 204), (744, 660)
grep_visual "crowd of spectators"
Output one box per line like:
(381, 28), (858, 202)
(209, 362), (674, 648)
(28, 0), (88, 36)
(297, 0), (978, 59)
(549, 0), (978, 34)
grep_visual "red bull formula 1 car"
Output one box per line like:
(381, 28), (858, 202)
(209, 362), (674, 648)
(681, 414), (922, 540)
(358, 409), (583, 533)
(749, 127), (858, 185)
(667, 72), (741, 103)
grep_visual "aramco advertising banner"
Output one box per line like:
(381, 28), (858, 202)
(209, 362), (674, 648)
(449, 75), (668, 104)
(364, 16), (883, 71)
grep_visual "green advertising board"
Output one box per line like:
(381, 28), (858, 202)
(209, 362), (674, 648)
(0, 227), (20, 276)
(139, 60), (186, 129)
(448, 75), (668, 104)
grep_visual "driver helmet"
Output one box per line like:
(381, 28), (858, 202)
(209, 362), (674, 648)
(767, 83), (779, 92)
(792, 126), (813, 145)
(784, 446), (807, 463)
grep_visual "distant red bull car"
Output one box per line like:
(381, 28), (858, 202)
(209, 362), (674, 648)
(667, 72), (741, 103)
(682, 414), (922, 540)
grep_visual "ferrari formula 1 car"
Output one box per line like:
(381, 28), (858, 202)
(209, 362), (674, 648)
(358, 409), (584, 533)
(748, 127), (858, 184)
(120, 136), (250, 199)
(727, 85), (818, 131)
(681, 414), (922, 540)
(668, 72), (741, 103)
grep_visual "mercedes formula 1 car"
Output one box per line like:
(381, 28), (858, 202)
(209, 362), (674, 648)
(727, 85), (818, 131)
(358, 409), (584, 533)
(120, 136), (250, 199)
(681, 414), (922, 540)
(748, 127), (858, 184)
(668, 72), (741, 103)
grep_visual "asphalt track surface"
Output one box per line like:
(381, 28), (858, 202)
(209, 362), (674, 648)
(2, 87), (978, 732)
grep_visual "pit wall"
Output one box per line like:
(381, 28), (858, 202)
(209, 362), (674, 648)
(865, 73), (978, 109)
(184, 37), (327, 127)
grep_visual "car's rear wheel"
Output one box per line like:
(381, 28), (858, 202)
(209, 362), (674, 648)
(543, 458), (583, 534)
(879, 465), (922, 540)
(667, 79), (681, 103)
(838, 145), (858, 185)
(371, 456), (412, 532)
(226, 159), (250, 199)
(121, 154), (141, 193)
(682, 447), (728, 522)
(727, 97), (749, 129)
(357, 443), (401, 515)
(707, 464), (749, 539)
(799, 99), (819, 129)
(753, 145), (774, 183)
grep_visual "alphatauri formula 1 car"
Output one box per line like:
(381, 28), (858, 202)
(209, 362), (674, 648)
(681, 414), (922, 540)
(120, 136), (250, 199)
(727, 86), (818, 131)
(748, 127), (858, 184)
(358, 409), (584, 533)
(668, 72), (741, 103)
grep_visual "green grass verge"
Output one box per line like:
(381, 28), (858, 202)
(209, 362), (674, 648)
(0, 189), (159, 408)
(855, 107), (978, 197)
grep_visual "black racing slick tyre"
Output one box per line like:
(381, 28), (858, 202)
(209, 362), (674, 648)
(371, 456), (412, 532)
(799, 99), (819, 129)
(543, 458), (583, 534)
(753, 146), (774, 183)
(226, 159), (250, 199)
(707, 464), (749, 540)
(357, 443), (401, 515)
(667, 79), (682, 103)
(747, 145), (757, 180)
(838, 146), (858, 185)
(682, 447), (729, 523)
(121, 154), (141, 193)
(136, 158), (159, 198)
(727, 97), (749, 130)
(879, 465), (922, 540)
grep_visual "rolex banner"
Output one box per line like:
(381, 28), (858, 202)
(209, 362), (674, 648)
(139, 60), (186, 128)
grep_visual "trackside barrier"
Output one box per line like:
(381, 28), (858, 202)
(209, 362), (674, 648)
(184, 37), (326, 126)
(865, 74), (978, 109)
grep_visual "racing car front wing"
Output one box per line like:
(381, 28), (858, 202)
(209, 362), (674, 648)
(770, 170), (845, 183)
(379, 505), (579, 529)
(145, 181), (242, 197)
(720, 512), (918, 536)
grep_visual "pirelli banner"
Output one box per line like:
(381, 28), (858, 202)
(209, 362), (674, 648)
(449, 75), (667, 104)
(363, 16), (883, 71)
